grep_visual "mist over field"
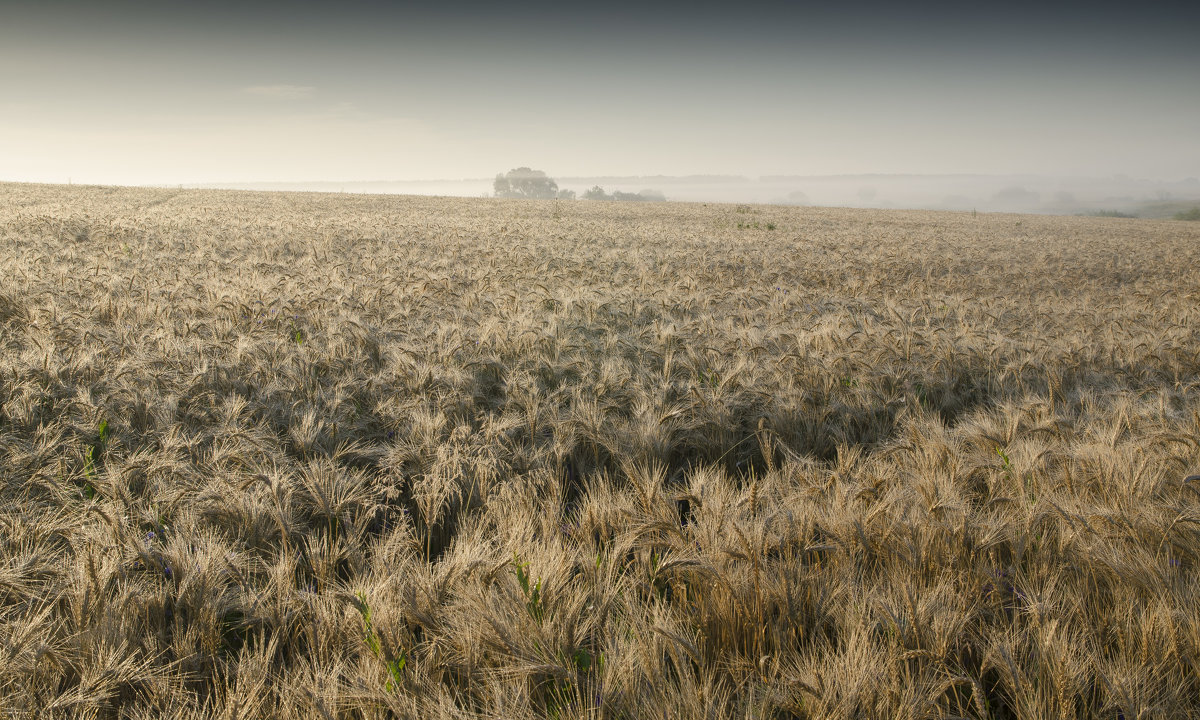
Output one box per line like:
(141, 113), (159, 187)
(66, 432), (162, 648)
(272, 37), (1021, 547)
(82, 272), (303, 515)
(193, 174), (1200, 216)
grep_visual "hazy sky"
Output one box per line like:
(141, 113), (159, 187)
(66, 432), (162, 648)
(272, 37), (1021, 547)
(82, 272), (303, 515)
(2, 0), (1197, 185)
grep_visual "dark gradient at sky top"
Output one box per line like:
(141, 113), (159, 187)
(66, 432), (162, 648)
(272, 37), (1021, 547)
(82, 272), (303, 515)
(2, 0), (1197, 184)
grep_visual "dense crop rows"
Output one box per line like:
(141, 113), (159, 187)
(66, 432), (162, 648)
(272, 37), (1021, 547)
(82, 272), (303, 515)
(2, 182), (1200, 718)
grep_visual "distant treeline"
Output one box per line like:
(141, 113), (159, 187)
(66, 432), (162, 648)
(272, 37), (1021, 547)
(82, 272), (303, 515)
(494, 168), (666, 202)
(581, 186), (666, 202)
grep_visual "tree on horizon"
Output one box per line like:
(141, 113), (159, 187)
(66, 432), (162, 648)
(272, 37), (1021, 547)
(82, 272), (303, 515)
(494, 168), (559, 199)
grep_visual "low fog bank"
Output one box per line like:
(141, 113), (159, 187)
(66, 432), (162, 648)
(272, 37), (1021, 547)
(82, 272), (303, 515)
(189, 174), (1200, 217)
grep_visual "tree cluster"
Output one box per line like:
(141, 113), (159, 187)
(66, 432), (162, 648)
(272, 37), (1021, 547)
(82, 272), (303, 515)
(581, 186), (666, 202)
(493, 169), (665, 202)
(493, 168), (569, 200)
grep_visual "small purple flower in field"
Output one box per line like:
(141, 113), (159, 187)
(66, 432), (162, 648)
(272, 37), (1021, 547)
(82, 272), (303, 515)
(146, 531), (156, 543)
(1169, 558), (1182, 568)
(163, 565), (173, 578)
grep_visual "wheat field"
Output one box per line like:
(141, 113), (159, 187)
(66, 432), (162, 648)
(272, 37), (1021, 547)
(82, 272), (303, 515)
(2, 182), (1199, 719)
